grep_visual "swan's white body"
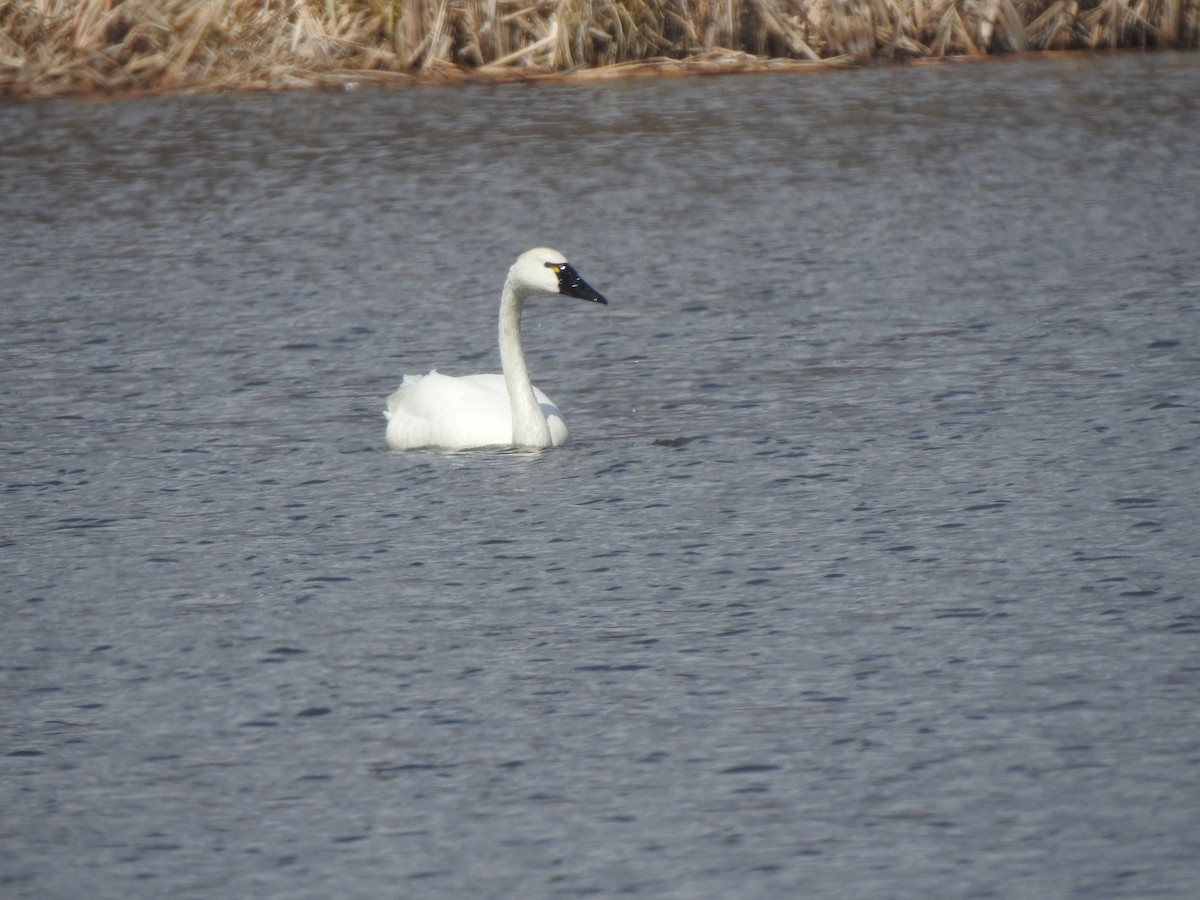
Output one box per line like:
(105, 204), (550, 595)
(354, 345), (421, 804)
(385, 248), (607, 451)
(385, 372), (568, 449)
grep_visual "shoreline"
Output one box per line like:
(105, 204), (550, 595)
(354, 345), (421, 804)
(5, 49), (1184, 105)
(3, 0), (1197, 102)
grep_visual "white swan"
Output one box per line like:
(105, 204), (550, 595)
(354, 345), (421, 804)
(384, 247), (607, 450)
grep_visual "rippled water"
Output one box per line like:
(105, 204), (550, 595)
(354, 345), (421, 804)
(3, 53), (1200, 898)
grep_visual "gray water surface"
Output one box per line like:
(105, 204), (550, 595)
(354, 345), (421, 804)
(3, 53), (1200, 898)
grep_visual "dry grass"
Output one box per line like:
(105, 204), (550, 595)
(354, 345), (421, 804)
(2, 0), (1197, 98)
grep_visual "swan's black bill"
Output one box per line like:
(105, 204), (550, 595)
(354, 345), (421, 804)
(552, 262), (608, 305)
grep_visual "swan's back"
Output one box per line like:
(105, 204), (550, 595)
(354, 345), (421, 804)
(385, 372), (567, 450)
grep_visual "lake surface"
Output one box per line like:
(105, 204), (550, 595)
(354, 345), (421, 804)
(2, 52), (1199, 898)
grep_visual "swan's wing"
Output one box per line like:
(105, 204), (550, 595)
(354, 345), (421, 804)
(385, 372), (514, 450)
(384, 373), (424, 420)
(384, 371), (568, 449)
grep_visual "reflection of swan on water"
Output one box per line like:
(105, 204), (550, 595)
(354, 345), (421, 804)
(385, 247), (608, 451)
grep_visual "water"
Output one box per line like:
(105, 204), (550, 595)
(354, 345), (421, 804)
(2, 52), (1199, 898)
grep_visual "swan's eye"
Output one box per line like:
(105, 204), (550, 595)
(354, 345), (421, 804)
(545, 262), (562, 274)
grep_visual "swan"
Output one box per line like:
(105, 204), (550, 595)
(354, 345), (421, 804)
(384, 247), (608, 450)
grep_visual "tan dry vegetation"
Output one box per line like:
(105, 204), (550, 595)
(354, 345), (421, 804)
(2, 0), (1198, 98)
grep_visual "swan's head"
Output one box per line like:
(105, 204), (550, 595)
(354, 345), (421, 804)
(509, 247), (608, 305)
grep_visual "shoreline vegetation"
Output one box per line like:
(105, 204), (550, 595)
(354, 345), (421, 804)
(3, 1), (1198, 100)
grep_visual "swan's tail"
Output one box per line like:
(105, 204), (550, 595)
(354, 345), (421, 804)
(383, 372), (426, 420)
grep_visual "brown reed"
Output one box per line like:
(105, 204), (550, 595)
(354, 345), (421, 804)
(2, 0), (1197, 99)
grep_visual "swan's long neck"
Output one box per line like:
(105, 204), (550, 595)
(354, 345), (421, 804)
(498, 279), (552, 448)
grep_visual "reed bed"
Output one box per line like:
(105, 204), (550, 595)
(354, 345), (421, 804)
(3, 0), (1198, 98)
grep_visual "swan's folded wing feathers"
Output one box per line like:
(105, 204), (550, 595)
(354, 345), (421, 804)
(384, 372), (425, 421)
(387, 372), (515, 449)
